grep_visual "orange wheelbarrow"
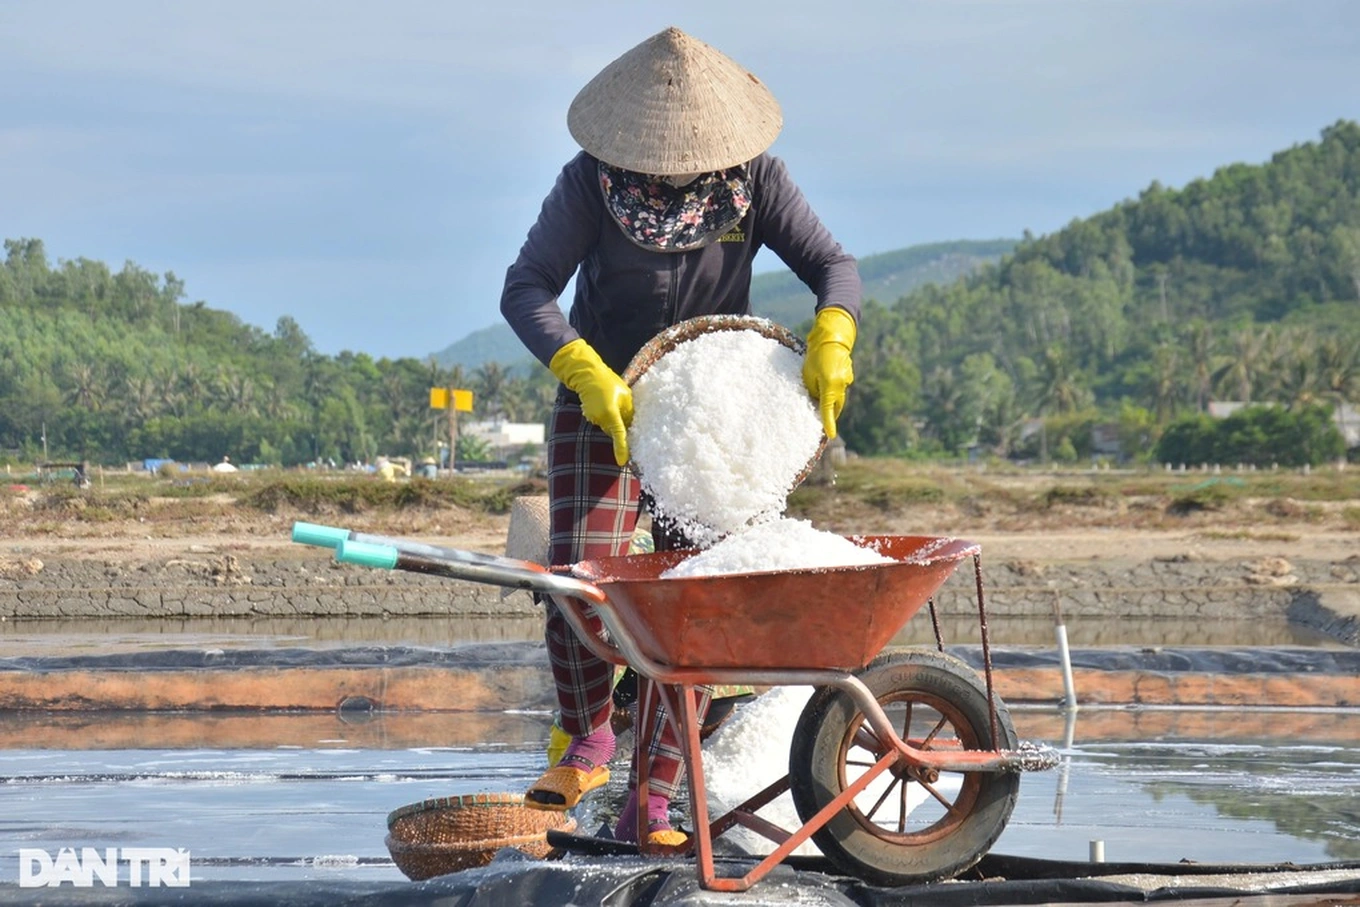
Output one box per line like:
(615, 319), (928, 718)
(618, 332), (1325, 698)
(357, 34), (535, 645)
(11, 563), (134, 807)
(292, 522), (1057, 892)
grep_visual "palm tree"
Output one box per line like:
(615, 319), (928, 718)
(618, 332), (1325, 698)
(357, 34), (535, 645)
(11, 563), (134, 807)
(64, 363), (105, 412)
(177, 362), (207, 408)
(1147, 343), (1183, 424)
(1317, 337), (1360, 402)
(1034, 345), (1087, 416)
(473, 362), (510, 420)
(122, 375), (160, 423)
(215, 369), (257, 416)
(153, 365), (184, 417)
(1273, 352), (1319, 410)
(1182, 321), (1219, 413)
(1317, 336), (1360, 446)
(921, 365), (965, 451)
(259, 379), (297, 422)
(1211, 327), (1265, 403)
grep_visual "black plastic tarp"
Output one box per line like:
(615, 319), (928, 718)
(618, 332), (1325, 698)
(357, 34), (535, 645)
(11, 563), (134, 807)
(3, 852), (1358, 907)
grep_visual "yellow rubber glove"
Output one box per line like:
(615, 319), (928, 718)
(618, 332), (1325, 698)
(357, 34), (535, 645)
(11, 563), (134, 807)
(547, 722), (570, 768)
(802, 306), (857, 439)
(549, 338), (634, 466)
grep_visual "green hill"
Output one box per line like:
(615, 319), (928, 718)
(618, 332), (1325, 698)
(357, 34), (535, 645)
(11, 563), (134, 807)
(428, 239), (1014, 371)
(0, 241), (520, 467)
(835, 120), (1360, 459)
(6, 121), (1359, 467)
(748, 239), (1016, 328)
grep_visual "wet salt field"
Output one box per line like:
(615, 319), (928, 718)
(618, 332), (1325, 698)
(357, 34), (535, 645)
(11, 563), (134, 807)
(0, 610), (1343, 656)
(0, 705), (1356, 884)
(0, 605), (1354, 892)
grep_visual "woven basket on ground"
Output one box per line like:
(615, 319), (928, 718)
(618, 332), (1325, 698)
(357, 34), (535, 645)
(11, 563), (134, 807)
(622, 313), (828, 489)
(385, 792), (577, 881)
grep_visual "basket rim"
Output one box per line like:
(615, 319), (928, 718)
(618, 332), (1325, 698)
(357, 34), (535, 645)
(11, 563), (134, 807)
(386, 792), (554, 831)
(621, 313), (827, 508)
(621, 314), (805, 386)
(384, 821), (576, 855)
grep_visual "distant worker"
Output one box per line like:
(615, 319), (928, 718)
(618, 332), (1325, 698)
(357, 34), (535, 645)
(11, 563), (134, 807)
(375, 456), (410, 482)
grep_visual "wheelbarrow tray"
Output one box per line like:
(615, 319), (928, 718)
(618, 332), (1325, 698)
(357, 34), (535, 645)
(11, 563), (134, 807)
(570, 535), (978, 672)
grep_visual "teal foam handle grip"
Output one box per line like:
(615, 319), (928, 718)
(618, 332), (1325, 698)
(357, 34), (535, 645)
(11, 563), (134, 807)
(291, 521), (351, 549)
(335, 539), (399, 570)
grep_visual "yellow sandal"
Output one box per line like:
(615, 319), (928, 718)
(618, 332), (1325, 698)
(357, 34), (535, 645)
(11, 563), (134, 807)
(524, 761), (610, 811)
(646, 828), (689, 848)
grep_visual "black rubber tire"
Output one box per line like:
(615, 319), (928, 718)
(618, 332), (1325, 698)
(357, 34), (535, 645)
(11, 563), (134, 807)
(789, 650), (1020, 886)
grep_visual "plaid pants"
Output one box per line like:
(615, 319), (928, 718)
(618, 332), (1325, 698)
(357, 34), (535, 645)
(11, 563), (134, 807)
(545, 402), (711, 798)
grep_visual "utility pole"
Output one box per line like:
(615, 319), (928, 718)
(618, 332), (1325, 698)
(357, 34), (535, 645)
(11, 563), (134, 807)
(430, 386), (472, 474)
(448, 384), (458, 474)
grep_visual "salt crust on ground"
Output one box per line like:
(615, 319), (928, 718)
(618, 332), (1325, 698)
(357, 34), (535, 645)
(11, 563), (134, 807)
(662, 518), (893, 578)
(629, 329), (823, 547)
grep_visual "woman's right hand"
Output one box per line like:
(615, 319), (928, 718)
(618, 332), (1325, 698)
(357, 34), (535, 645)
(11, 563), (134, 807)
(549, 339), (634, 466)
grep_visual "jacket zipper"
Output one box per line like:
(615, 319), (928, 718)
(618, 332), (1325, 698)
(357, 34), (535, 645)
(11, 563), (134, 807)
(664, 252), (680, 326)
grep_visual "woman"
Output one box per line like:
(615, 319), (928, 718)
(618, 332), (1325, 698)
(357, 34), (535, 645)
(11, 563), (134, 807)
(500, 25), (861, 846)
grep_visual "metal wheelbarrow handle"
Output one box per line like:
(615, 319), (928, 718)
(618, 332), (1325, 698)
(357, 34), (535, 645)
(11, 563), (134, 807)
(291, 520), (609, 604)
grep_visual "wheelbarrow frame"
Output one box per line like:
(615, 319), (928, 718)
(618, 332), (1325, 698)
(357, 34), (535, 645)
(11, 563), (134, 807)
(294, 522), (1053, 892)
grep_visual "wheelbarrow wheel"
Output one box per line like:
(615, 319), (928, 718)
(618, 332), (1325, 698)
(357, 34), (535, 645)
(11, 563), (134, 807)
(789, 649), (1019, 886)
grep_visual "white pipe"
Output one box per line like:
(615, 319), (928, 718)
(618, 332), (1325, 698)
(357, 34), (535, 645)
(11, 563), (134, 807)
(1055, 622), (1078, 711)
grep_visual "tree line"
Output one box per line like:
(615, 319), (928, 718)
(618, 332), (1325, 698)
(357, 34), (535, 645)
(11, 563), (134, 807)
(3, 121), (1359, 467)
(0, 239), (556, 466)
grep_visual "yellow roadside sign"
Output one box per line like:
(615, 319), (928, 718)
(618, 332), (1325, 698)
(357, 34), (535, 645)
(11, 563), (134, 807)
(429, 388), (474, 412)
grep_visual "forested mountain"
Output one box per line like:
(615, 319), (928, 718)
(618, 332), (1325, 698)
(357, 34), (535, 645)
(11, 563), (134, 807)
(0, 240), (556, 466)
(3, 121), (1358, 466)
(428, 239), (1014, 371)
(748, 239), (1016, 328)
(836, 121), (1360, 459)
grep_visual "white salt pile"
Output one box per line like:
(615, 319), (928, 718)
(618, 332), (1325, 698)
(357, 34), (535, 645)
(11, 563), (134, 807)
(703, 686), (944, 857)
(629, 326), (823, 548)
(662, 517), (892, 578)
(701, 685), (820, 856)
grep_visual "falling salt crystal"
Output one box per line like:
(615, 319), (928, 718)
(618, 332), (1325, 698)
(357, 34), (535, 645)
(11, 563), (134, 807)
(662, 518), (892, 578)
(629, 327), (823, 548)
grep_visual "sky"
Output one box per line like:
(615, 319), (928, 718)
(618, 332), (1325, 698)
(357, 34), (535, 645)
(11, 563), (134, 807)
(4, 0), (1359, 361)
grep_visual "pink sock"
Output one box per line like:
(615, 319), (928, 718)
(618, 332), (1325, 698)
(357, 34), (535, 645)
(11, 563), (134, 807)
(558, 726), (615, 772)
(614, 788), (671, 843)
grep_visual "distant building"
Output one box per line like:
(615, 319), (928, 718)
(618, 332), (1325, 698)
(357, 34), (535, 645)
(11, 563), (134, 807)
(1336, 403), (1360, 448)
(1090, 423), (1122, 459)
(463, 421), (546, 452)
(1207, 401), (1247, 419)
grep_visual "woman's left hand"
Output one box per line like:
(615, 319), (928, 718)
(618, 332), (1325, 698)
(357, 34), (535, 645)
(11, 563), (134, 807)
(802, 307), (857, 438)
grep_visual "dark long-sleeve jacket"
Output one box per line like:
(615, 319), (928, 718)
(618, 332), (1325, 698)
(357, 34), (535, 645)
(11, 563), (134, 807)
(500, 151), (861, 376)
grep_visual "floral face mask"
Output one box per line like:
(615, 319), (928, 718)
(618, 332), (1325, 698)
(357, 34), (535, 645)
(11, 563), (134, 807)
(599, 163), (751, 251)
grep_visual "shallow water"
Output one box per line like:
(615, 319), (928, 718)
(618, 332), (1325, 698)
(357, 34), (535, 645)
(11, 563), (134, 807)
(0, 706), (1355, 884)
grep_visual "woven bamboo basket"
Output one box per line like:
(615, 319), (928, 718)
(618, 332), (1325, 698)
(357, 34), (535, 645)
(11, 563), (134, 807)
(621, 313), (807, 385)
(385, 793), (577, 881)
(622, 313), (828, 490)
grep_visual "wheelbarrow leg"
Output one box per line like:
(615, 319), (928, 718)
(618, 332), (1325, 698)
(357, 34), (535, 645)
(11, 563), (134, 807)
(633, 678), (657, 851)
(648, 681), (900, 893)
(634, 681), (707, 860)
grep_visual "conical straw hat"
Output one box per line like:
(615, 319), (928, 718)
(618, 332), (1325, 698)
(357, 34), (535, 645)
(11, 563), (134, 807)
(567, 26), (783, 175)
